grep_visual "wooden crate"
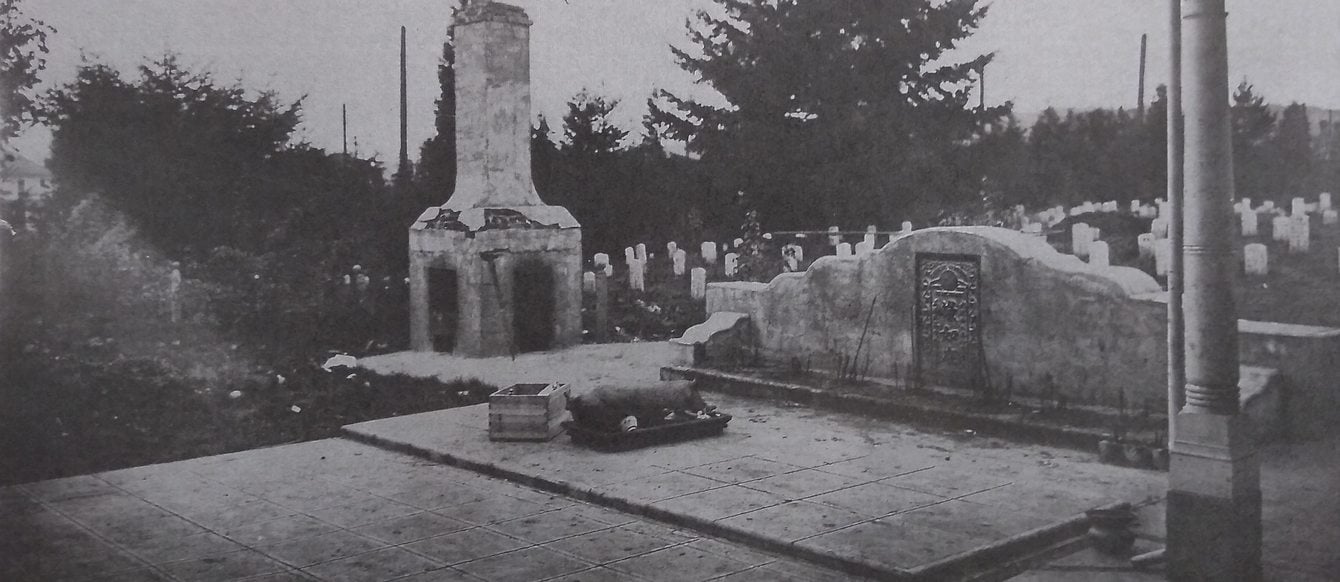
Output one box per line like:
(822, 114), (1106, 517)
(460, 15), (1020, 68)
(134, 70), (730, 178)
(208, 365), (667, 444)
(488, 382), (570, 441)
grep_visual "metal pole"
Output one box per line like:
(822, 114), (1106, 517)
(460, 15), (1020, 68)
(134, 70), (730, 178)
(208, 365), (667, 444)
(1167, 0), (1185, 446)
(1139, 33), (1148, 119)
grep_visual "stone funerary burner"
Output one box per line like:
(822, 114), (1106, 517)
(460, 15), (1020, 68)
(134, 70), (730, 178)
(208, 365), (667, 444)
(408, 1), (581, 356)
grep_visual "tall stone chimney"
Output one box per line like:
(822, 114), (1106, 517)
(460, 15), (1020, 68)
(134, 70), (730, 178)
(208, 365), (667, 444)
(408, 1), (582, 357)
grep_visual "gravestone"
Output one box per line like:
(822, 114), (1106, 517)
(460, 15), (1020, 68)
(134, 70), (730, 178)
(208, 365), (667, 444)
(828, 226), (841, 246)
(901, 221), (914, 233)
(855, 240), (874, 256)
(1071, 223), (1093, 258)
(1023, 222), (1044, 236)
(1289, 215), (1310, 254)
(701, 241), (718, 264)
(1321, 192), (1333, 211)
(1151, 218), (1168, 239)
(635, 243), (647, 262)
(836, 242), (853, 258)
(1089, 241), (1110, 267)
(672, 249), (687, 276)
(690, 267), (707, 300)
(1244, 243), (1268, 275)
(1137, 233), (1155, 259)
(627, 258), (645, 291)
(582, 271), (595, 293)
(1272, 216), (1291, 242)
(723, 252), (739, 277)
(1292, 197), (1307, 217)
(624, 246), (635, 265)
(1155, 239), (1171, 276)
(1241, 209), (1258, 236)
(667, 241), (677, 257)
(1325, 210), (1338, 226)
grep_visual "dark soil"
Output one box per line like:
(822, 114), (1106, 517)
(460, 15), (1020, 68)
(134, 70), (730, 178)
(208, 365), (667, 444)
(0, 341), (494, 486)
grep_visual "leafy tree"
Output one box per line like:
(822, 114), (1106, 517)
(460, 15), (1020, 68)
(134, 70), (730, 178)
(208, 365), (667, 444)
(0, 0), (54, 141)
(1231, 80), (1277, 202)
(651, 0), (1005, 230)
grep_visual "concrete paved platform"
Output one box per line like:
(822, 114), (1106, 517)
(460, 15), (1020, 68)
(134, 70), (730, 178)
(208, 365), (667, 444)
(1, 438), (861, 581)
(344, 394), (1167, 580)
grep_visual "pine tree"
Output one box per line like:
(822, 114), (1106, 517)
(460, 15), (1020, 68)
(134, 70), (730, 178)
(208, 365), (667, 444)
(1230, 80), (1277, 202)
(415, 25), (457, 202)
(650, 0), (1004, 229)
(0, 0), (54, 141)
(1275, 103), (1312, 198)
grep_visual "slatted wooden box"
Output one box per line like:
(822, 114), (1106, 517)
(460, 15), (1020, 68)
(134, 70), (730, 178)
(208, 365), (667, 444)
(488, 382), (570, 441)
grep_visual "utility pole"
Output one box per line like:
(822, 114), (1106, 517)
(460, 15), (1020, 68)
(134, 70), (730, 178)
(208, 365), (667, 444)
(342, 104), (348, 156)
(1138, 33), (1148, 119)
(978, 63), (986, 111)
(398, 25), (411, 181)
(1167, 0), (1262, 578)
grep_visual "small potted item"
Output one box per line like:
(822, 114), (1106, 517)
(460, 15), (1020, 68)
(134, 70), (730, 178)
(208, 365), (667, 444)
(1086, 505), (1137, 555)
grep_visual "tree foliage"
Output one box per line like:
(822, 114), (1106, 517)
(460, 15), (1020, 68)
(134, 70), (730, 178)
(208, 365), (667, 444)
(0, 0), (54, 140)
(651, 0), (1005, 229)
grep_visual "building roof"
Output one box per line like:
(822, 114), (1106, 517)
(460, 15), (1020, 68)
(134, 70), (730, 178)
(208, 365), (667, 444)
(1, 148), (52, 180)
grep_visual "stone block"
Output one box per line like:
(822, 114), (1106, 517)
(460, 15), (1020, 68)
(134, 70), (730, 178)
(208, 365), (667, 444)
(1071, 222), (1093, 258)
(1088, 241), (1110, 267)
(701, 241), (718, 264)
(690, 268), (707, 300)
(1244, 243), (1268, 276)
(836, 242), (853, 258)
(1241, 209), (1258, 236)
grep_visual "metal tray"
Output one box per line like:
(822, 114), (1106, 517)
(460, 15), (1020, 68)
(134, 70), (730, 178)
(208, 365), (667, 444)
(562, 412), (732, 452)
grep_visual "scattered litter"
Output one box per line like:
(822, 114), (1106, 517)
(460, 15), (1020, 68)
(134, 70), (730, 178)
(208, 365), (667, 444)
(275, 374), (286, 385)
(346, 374), (357, 380)
(322, 354), (357, 371)
(228, 390), (243, 399)
(290, 405), (302, 413)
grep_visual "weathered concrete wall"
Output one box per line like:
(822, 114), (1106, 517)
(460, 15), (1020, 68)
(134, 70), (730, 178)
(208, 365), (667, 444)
(1238, 320), (1340, 438)
(707, 227), (1170, 408)
(409, 227), (582, 356)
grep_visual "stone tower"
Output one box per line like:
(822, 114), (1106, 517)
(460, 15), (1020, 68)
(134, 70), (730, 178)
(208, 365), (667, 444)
(408, 1), (582, 356)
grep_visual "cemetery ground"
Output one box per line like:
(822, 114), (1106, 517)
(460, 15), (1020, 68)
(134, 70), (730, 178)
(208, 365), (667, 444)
(3, 343), (1336, 581)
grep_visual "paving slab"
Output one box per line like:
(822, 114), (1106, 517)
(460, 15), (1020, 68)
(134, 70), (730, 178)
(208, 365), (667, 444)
(345, 391), (1166, 580)
(3, 437), (864, 581)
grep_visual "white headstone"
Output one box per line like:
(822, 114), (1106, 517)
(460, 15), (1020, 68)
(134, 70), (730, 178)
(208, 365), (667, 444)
(635, 243), (647, 262)
(1088, 241), (1110, 267)
(628, 258), (645, 291)
(701, 241), (718, 264)
(901, 221), (913, 233)
(690, 268), (707, 300)
(836, 242), (853, 258)
(1023, 222), (1044, 235)
(1325, 210), (1338, 226)
(1292, 197), (1307, 216)
(1261, 200), (1274, 211)
(1244, 243), (1268, 276)
(733, 238), (744, 248)
(594, 253), (609, 269)
(1241, 209), (1259, 236)
(1130, 200), (1142, 213)
(1289, 215), (1310, 253)
(582, 271), (596, 293)
(1071, 223), (1093, 258)
(723, 253), (739, 277)
(672, 249), (687, 275)
(1321, 193), (1333, 211)
(1155, 239), (1171, 276)
(1102, 201), (1118, 213)
(863, 233), (877, 249)
(1151, 218), (1168, 239)
(667, 241), (678, 257)
(1272, 215), (1292, 242)
(827, 226), (841, 246)
(1137, 233), (1155, 259)
(1240, 197), (1252, 213)
(855, 240), (874, 256)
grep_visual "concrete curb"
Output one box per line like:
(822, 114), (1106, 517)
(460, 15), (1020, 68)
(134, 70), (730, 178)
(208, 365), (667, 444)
(661, 365), (1114, 452)
(342, 425), (1107, 582)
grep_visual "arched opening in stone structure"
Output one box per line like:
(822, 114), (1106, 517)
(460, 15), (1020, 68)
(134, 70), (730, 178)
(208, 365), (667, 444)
(513, 258), (555, 353)
(427, 267), (458, 352)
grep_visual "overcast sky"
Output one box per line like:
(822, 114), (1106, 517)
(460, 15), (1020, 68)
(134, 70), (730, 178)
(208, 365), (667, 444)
(12, 0), (1340, 166)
